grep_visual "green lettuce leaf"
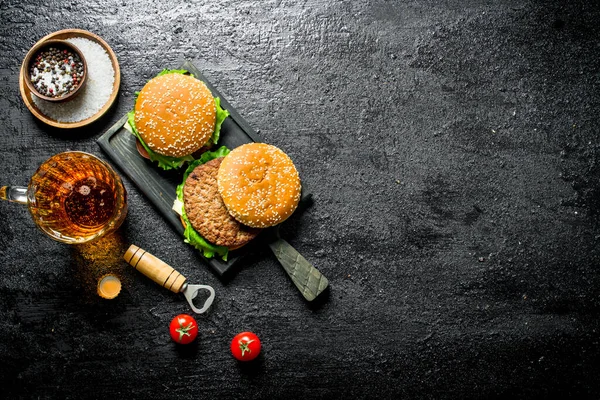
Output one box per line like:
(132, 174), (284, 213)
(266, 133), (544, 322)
(210, 97), (230, 146)
(176, 146), (231, 260)
(156, 69), (190, 77)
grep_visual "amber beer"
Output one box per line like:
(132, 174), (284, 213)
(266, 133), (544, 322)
(6, 152), (127, 244)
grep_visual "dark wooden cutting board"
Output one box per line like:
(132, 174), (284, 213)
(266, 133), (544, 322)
(97, 60), (310, 277)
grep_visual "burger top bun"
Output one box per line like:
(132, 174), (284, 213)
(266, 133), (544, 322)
(134, 73), (216, 158)
(217, 143), (302, 228)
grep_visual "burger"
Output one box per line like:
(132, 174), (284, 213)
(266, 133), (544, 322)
(173, 146), (259, 260)
(173, 143), (302, 260)
(127, 69), (230, 170)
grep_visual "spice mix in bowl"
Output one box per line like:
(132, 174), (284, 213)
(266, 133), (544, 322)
(24, 39), (87, 102)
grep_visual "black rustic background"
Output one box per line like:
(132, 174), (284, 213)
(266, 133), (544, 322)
(1, 0), (599, 399)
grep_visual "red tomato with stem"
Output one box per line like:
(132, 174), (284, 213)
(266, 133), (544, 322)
(231, 332), (261, 361)
(169, 314), (198, 344)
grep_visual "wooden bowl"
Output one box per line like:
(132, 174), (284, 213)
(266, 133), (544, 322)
(19, 29), (121, 129)
(23, 39), (88, 103)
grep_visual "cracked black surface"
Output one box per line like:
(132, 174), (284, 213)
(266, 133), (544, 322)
(1, 0), (599, 398)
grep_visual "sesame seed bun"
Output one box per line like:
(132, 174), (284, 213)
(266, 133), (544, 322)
(217, 143), (302, 228)
(134, 73), (216, 158)
(183, 157), (261, 248)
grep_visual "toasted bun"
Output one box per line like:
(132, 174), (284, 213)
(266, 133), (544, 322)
(134, 73), (216, 158)
(217, 143), (301, 228)
(184, 158), (261, 248)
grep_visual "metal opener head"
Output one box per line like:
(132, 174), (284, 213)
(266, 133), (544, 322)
(181, 283), (215, 314)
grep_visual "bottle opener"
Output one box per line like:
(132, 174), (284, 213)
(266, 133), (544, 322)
(123, 244), (215, 314)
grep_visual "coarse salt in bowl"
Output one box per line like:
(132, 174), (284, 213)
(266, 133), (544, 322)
(29, 36), (117, 124)
(24, 39), (88, 103)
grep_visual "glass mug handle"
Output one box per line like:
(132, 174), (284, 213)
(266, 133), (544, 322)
(0, 186), (28, 204)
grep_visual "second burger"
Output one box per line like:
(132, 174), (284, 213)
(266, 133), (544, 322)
(173, 143), (302, 260)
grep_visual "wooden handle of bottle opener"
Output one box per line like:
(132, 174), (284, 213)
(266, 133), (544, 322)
(123, 244), (187, 293)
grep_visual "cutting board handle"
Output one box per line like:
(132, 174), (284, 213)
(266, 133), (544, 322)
(123, 245), (187, 293)
(268, 238), (328, 301)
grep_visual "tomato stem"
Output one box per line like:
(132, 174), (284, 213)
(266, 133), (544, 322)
(239, 339), (255, 357)
(176, 321), (195, 342)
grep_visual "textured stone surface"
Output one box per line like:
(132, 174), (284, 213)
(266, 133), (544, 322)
(1, 0), (600, 398)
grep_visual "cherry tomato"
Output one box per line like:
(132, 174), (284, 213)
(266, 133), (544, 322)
(231, 332), (261, 361)
(169, 314), (198, 344)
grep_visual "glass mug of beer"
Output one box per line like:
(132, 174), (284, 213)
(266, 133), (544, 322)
(0, 151), (127, 244)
